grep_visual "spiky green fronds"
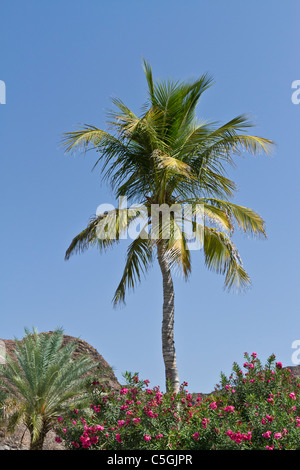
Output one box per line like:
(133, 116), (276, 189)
(62, 61), (274, 302)
(0, 328), (98, 445)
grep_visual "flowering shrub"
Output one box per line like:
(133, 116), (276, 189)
(55, 355), (300, 450)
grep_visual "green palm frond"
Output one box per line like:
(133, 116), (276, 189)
(61, 125), (111, 153)
(113, 229), (154, 305)
(6, 407), (25, 434)
(181, 198), (265, 238)
(65, 208), (141, 260)
(164, 220), (192, 278)
(202, 226), (250, 291)
(153, 150), (194, 178)
(203, 199), (266, 237)
(143, 58), (155, 104)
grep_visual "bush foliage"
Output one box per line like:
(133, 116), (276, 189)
(55, 353), (300, 450)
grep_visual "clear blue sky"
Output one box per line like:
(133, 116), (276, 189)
(1, 1), (299, 393)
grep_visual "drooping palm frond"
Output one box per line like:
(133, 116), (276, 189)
(163, 219), (192, 278)
(202, 199), (266, 238)
(113, 227), (154, 305)
(181, 197), (266, 238)
(61, 125), (112, 153)
(201, 226), (250, 291)
(65, 208), (141, 260)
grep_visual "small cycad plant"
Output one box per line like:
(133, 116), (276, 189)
(0, 327), (97, 450)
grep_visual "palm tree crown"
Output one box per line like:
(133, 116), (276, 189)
(62, 61), (273, 391)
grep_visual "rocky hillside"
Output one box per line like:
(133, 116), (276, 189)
(0, 332), (120, 450)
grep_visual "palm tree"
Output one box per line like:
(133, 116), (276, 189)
(0, 328), (97, 450)
(62, 61), (273, 392)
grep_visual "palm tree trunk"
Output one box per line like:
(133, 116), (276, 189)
(29, 426), (47, 450)
(157, 242), (180, 393)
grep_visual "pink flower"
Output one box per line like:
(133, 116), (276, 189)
(80, 436), (91, 448)
(209, 401), (217, 410)
(223, 405), (235, 413)
(262, 431), (272, 438)
(115, 433), (122, 443)
(202, 418), (209, 428)
(118, 420), (125, 428)
(276, 362), (283, 369)
(226, 430), (251, 444)
(289, 392), (296, 400)
(193, 432), (200, 441)
(274, 433), (282, 440)
(57, 417), (63, 422)
(133, 418), (141, 424)
(55, 436), (62, 443)
(266, 415), (274, 423)
(96, 425), (104, 431)
(266, 445), (274, 450)
(120, 388), (128, 395)
(144, 434), (151, 441)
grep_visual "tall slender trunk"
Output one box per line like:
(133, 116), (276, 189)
(157, 243), (180, 393)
